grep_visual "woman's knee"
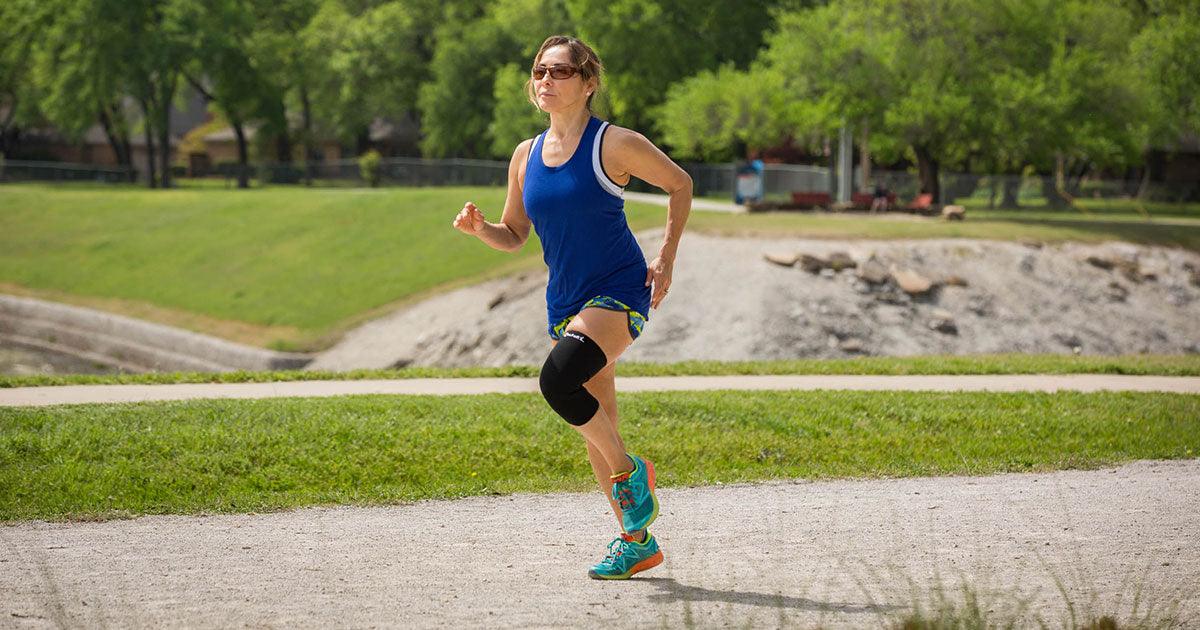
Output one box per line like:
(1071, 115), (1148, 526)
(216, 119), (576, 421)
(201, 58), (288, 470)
(539, 330), (608, 426)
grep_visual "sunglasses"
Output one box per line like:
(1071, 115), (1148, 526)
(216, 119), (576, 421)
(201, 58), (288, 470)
(531, 64), (580, 80)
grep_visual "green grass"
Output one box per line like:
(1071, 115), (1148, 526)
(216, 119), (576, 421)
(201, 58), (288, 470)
(687, 209), (1200, 250)
(1, 389), (1196, 522)
(4, 354), (1199, 388)
(0, 183), (665, 350)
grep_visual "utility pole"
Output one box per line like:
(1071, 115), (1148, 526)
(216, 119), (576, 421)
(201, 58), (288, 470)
(837, 125), (853, 203)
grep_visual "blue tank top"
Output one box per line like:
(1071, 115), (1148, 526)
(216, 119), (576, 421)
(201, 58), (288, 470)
(522, 115), (651, 329)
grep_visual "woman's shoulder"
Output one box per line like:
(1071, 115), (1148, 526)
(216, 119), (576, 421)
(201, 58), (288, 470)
(595, 120), (651, 153)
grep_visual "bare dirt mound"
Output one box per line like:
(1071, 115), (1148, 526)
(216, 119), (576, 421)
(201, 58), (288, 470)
(3, 460), (1196, 628)
(310, 233), (1200, 370)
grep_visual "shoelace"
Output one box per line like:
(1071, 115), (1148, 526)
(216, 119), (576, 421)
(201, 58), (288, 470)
(602, 533), (639, 564)
(615, 485), (635, 510)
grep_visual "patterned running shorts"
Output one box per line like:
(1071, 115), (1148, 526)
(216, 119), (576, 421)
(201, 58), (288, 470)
(549, 295), (648, 342)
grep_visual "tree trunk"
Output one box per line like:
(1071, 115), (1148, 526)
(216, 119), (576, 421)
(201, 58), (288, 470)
(1001, 176), (1020, 208)
(355, 126), (370, 157)
(1045, 153), (1070, 208)
(158, 74), (175, 188)
(275, 106), (293, 164)
(913, 144), (940, 202)
(98, 104), (134, 180)
(301, 85), (317, 186)
(233, 118), (250, 189)
(139, 97), (157, 188)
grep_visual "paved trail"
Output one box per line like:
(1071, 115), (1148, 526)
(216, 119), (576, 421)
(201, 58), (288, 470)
(3, 374), (1198, 407)
(2, 460), (1197, 628)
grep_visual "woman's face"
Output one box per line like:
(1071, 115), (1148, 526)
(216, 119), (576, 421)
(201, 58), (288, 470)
(533, 45), (595, 113)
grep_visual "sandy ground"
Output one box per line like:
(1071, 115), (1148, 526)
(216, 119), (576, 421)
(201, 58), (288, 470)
(2, 459), (1197, 629)
(309, 233), (1200, 370)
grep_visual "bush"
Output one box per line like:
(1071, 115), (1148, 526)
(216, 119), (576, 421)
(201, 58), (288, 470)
(358, 150), (382, 187)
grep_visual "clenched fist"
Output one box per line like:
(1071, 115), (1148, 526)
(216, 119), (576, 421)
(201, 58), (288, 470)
(452, 202), (486, 235)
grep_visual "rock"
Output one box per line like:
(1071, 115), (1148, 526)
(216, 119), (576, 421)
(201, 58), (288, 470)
(799, 254), (828, 273)
(1114, 259), (1142, 283)
(1020, 239), (1044, 249)
(1105, 281), (1129, 302)
(819, 267), (837, 279)
(852, 281), (872, 294)
(966, 294), (993, 316)
(942, 274), (969, 287)
(827, 251), (856, 271)
(838, 338), (865, 353)
(876, 290), (910, 305)
(1019, 254), (1036, 274)
(1185, 262), (1200, 287)
(1086, 255), (1115, 270)
(941, 204), (966, 221)
(928, 310), (957, 334)
(890, 265), (933, 295)
(763, 252), (799, 267)
(856, 258), (890, 284)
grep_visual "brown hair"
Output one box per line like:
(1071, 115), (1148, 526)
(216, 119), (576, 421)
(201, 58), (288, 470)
(525, 35), (603, 111)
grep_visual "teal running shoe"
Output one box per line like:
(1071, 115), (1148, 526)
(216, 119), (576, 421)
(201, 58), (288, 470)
(588, 531), (664, 580)
(610, 454), (659, 533)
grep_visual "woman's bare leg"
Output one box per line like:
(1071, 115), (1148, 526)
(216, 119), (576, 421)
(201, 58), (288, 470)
(562, 308), (635, 474)
(581, 362), (628, 530)
(551, 307), (649, 536)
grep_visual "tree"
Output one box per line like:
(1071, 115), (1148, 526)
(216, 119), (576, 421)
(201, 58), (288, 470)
(419, 0), (570, 158)
(566, 0), (798, 143)
(487, 63), (548, 157)
(303, 0), (427, 154)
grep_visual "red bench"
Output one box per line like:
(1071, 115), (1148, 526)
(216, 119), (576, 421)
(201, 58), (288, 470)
(791, 191), (832, 208)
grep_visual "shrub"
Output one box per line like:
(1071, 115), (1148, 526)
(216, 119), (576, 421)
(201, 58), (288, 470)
(358, 150), (382, 187)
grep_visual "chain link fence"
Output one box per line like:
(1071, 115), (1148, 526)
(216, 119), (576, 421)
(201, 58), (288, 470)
(0, 159), (135, 183)
(3, 157), (1195, 205)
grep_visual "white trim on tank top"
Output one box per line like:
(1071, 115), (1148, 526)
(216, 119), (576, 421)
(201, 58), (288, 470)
(591, 121), (625, 199)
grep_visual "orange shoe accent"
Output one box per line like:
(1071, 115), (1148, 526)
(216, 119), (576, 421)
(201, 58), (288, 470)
(645, 459), (656, 490)
(627, 550), (664, 576)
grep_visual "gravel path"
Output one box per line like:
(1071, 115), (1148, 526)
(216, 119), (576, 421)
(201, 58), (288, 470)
(3, 460), (1197, 628)
(3, 374), (1199, 407)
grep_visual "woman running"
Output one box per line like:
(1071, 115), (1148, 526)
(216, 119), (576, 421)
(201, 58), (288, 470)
(451, 35), (692, 580)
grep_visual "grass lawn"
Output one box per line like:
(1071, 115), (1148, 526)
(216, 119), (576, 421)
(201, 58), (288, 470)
(1, 389), (1195, 522)
(3, 354), (1199, 388)
(3, 183), (1199, 353)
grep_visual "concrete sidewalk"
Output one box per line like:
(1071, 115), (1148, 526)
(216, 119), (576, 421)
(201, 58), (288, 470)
(2, 374), (1197, 407)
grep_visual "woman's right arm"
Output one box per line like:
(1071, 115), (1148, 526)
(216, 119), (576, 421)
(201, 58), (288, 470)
(451, 139), (534, 253)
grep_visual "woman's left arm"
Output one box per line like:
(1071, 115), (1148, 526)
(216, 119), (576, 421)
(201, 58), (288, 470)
(608, 128), (692, 310)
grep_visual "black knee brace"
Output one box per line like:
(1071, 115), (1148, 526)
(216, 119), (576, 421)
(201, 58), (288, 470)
(540, 330), (608, 426)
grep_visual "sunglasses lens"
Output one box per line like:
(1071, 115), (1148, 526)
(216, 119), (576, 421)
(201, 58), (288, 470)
(533, 65), (577, 80)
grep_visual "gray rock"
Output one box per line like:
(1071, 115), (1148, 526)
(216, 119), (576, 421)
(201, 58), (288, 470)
(928, 312), (958, 335)
(799, 254), (827, 273)
(856, 258), (890, 284)
(819, 268), (837, 279)
(1105, 281), (1129, 302)
(827, 251), (856, 271)
(838, 338), (865, 353)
